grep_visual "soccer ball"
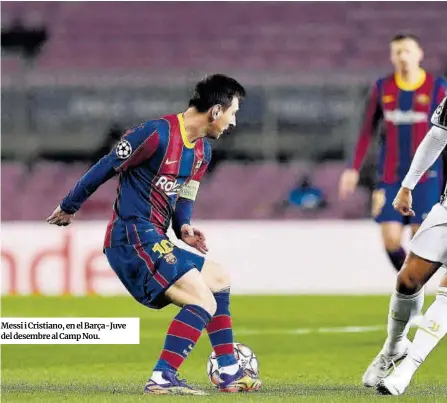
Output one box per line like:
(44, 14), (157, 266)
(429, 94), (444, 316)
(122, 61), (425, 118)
(206, 342), (259, 387)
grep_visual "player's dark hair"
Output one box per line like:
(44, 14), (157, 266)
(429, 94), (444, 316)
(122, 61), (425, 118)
(188, 74), (246, 113)
(391, 33), (421, 45)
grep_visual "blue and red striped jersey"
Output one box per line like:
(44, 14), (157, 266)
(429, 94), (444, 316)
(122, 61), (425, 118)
(61, 114), (212, 248)
(350, 70), (447, 184)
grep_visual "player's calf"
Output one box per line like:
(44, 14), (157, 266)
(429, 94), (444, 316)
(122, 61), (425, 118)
(201, 261), (240, 377)
(146, 270), (215, 395)
(381, 223), (406, 272)
(378, 281), (447, 395)
(380, 255), (431, 357)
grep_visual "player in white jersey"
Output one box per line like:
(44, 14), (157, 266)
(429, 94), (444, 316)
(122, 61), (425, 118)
(362, 96), (447, 395)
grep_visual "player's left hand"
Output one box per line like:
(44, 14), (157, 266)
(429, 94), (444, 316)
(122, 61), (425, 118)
(46, 205), (75, 226)
(180, 224), (208, 254)
(393, 187), (415, 217)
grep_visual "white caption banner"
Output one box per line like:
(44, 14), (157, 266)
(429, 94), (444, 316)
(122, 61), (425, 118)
(0, 318), (140, 344)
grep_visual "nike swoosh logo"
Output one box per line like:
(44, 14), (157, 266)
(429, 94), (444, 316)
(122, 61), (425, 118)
(145, 229), (154, 232)
(165, 159), (178, 165)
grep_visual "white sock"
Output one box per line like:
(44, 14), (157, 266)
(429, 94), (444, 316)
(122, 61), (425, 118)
(398, 287), (447, 378)
(383, 288), (424, 356)
(219, 363), (239, 375)
(151, 371), (169, 385)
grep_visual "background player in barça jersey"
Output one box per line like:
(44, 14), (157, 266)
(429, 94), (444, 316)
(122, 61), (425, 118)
(46, 74), (261, 395)
(339, 33), (447, 272)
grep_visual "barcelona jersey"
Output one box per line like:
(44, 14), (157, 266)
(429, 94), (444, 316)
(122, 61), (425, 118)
(351, 70), (447, 184)
(60, 114), (212, 249)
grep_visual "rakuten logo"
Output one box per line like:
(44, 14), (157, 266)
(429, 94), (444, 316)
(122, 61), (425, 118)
(155, 176), (182, 196)
(384, 110), (428, 125)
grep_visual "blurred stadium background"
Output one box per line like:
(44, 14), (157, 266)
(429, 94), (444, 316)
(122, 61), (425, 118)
(2, 2), (447, 401)
(2, 1), (447, 222)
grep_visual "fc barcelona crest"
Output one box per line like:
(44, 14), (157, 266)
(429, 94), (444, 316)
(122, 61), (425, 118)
(164, 253), (177, 265)
(416, 94), (430, 105)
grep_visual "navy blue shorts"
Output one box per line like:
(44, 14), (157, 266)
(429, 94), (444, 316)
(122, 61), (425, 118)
(105, 235), (205, 309)
(374, 178), (441, 225)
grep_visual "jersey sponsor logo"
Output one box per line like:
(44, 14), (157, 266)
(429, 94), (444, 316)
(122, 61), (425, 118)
(384, 109), (428, 125)
(416, 94), (430, 105)
(165, 159), (178, 165)
(382, 95), (395, 104)
(155, 176), (182, 196)
(115, 140), (132, 159)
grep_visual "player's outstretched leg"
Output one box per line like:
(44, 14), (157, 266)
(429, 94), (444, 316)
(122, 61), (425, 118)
(202, 261), (262, 392)
(144, 269), (216, 396)
(377, 280), (447, 395)
(363, 252), (440, 387)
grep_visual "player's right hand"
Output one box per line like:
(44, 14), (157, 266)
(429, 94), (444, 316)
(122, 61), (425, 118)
(46, 205), (75, 226)
(180, 224), (208, 254)
(392, 187), (415, 217)
(338, 169), (360, 200)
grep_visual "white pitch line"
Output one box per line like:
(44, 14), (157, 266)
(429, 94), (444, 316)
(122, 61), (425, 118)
(140, 325), (386, 339)
(233, 325), (386, 336)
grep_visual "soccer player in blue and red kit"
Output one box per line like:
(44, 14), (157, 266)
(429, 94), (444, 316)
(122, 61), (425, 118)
(47, 75), (261, 395)
(339, 34), (447, 272)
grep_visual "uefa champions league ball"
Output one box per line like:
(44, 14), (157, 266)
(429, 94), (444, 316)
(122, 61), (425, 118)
(206, 342), (260, 387)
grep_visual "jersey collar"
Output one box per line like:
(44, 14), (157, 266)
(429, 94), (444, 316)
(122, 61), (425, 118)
(177, 114), (195, 149)
(394, 69), (426, 91)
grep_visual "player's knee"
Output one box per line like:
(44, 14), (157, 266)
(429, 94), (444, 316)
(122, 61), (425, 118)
(203, 260), (231, 292)
(212, 263), (231, 291)
(381, 224), (403, 252)
(384, 237), (402, 252)
(396, 258), (424, 294)
(187, 280), (217, 316)
(176, 284), (217, 316)
(197, 291), (217, 317)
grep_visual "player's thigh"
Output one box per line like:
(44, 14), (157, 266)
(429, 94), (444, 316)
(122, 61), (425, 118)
(105, 245), (153, 307)
(410, 178), (442, 225)
(397, 252), (442, 293)
(410, 204), (447, 266)
(165, 268), (216, 315)
(380, 222), (405, 250)
(410, 224), (421, 237)
(200, 260), (231, 293)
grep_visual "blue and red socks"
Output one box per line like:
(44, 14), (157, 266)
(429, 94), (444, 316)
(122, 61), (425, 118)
(153, 304), (212, 377)
(387, 247), (406, 272)
(206, 289), (239, 374)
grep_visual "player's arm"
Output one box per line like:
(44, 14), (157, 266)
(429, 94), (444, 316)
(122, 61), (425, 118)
(394, 98), (447, 215)
(339, 82), (382, 199)
(172, 155), (210, 254)
(47, 122), (160, 225)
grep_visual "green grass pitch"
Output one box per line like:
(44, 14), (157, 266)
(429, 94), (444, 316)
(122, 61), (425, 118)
(2, 295), (447, 402)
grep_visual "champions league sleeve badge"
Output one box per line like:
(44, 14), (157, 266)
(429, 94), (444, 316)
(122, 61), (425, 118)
(116, 140), (133, 159)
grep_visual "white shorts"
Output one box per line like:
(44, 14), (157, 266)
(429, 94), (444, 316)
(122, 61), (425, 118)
(410, 203), (447, 266)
